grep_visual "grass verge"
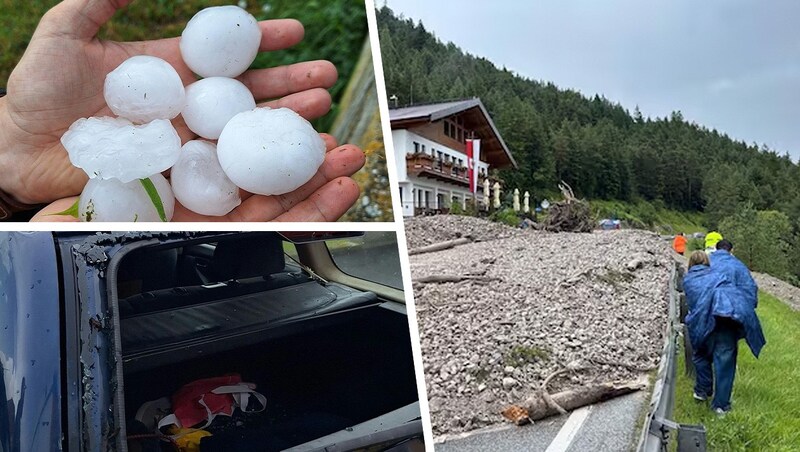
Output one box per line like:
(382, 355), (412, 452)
(673, 292), (800, 451)
(590, 199), (706, 234)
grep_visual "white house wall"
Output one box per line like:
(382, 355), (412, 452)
(390, 129), (490, 183)
(398, 177), (489, 217)
(392, 128), (494, 217)
(391, 129), (410, 181)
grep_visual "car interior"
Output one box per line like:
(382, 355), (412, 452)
(114, 232), (419, 451)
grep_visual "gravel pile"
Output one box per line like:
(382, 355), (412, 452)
(410, 222), (673, 437)
(753, 272), (800, 310)
(404, 215), (521, 249)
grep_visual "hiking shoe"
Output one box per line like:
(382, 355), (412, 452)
(135, 397), (172, 432)
(713, 407), (729, 417)
(693, 392), (709, 402)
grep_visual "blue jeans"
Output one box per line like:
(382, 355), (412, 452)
(692, 318), (739, 410)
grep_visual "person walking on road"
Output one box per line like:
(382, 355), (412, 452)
(683, 251), (766, 415)
(672, 232), (688, 255)
(711, 239), (758, 308)
(704, 231), (723, 254)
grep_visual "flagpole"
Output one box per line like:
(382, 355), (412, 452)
(467, 131), (478, 211)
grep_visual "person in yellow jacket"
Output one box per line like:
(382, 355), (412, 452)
(705, 231), (723, 254)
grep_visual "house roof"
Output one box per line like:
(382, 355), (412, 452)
(389, 98), (517, 169)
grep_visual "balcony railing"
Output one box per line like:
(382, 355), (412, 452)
(406, 152), (482, 187)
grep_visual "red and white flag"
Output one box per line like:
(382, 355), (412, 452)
(466, 139), (481, 193)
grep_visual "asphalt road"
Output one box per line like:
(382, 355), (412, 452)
(435, 391), (649, 452)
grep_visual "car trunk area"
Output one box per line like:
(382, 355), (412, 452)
(122, 304), (419, 451)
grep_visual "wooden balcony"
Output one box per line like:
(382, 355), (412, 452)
(406, 153), (471, 187)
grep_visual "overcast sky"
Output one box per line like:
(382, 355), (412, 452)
(382, 0), (800, 160)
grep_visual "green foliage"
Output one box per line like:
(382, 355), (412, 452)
(687, 237), (705, 252)
(139, 177), (167, 222)
(378, 6), (800, 214)
(251, 0), (367, 132)
(719, 206), (793, 278)
(378, 6), (800, 278)
(1, 0), (367, 132)
(50, 199), (80, 218)
(674, 292), (800, 450)
(449, 200), (478, 217)
(489, 208), (520, 227)
(590, 199), (706, 234)
(504, 345), (549, 367)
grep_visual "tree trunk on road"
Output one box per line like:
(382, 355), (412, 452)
(502, 381), (644, 425)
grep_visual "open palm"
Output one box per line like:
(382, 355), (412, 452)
(1, 0), (364, 221)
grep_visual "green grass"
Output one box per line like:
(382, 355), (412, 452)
(0, 0), (367, 132)
(504, 345), (550, 367)
(674, 292), (800, 451)
(590, 199), (706, 234)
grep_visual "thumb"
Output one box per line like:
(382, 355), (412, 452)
(36, 0), (134, 41)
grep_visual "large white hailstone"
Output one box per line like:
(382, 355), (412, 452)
(104, 55), (186, 123)
(171, 140), (241, 216)
(182, 77), (256, 139)
(180, 5), (261, 78)
(61, 116), (181, 183)
(78, 174), (175, 222)
(217, 107), (326, 196)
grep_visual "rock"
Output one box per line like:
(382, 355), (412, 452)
(504, 366), (516, 374)
(477, 383), (487, 392)
(428, 396), (443, 413)
(502, 377), (518, 390)
(626, 258), (644, 271)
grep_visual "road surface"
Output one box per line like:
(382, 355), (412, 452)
(435, 390), (649, 452)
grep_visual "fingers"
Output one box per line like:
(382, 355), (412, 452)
(127, 19), (307, 69)
(320, 133), (338, 151)
(238, 60), (337, 102)
(275, 143), (365, 208)
(39, 0), (133, 41)
(273, 177), (360, 222)
(260, 88), (332, 121)
(227, 144), (364, 222)
(258, 19), (304, 52)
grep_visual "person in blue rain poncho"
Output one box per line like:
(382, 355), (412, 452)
(683, 250), (766, 415)
(710, 240), (759, 308)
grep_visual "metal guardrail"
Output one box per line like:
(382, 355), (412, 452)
(637, 262), (707, 452)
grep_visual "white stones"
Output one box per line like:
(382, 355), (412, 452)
(180, 5), (261, 78)
(501, 377), (518, 390)
(104, 56), (186, 123)
(171, 140), (241, 216)
(217, 107), (326, 196)
(61, 117), (181, 183)
(78, 173), (175, 222)
(182, 77), (256, 139)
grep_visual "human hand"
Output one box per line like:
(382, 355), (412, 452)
(33, 133), (363, 222)
(1, 0), (364, 221)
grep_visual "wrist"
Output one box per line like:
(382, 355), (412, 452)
(0, 98), (14, 191)
(0, 96), (40, 216)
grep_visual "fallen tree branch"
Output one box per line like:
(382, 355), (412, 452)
(501, 380), (645, 425)
(540, 368), (569, 415)
(408, 237), (472, 256)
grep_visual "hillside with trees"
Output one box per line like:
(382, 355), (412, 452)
(378, 6), (800, 284)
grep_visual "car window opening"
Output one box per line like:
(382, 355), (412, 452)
(110, 232), (419, 451)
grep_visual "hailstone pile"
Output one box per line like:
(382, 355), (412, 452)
(58, 5), (327, 222)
